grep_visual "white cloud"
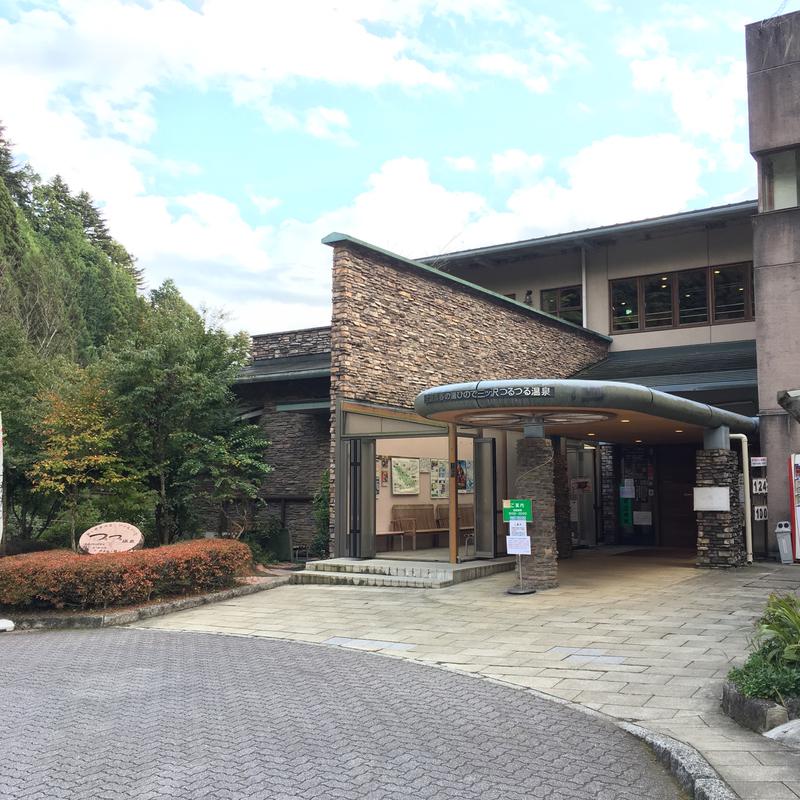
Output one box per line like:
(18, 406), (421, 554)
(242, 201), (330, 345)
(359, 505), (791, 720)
(490, 149), (545, 180)
(248, 192), (282, 215)
(444, 155), (477, 172)
(474, 53), (550, 92)
(304, 107), (354, 146)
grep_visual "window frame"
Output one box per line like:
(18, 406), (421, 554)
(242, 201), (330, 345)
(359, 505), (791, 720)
(608, 262), (754, 334)
(540, 284), (583, 325)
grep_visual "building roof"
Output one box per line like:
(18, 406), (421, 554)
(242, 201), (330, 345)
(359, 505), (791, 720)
(322, 232), (612, 344)
(421, 201), (757, 266)
(236, 352), (331, 384)
(573, 341), (757, 393)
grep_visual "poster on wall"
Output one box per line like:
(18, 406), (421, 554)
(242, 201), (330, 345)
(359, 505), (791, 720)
(391, 457), (420, 495)
(380, 456), (389, 487)
(430, 458), (449, 499)
(419, 457), (432, 474)
(457, 459), (474, 494)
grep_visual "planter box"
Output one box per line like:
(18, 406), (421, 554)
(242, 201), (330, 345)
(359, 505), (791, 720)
(721, 681), (800, 733)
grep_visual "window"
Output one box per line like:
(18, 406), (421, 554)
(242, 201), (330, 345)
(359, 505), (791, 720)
(759, 148), (800, 211)
(504, 292), (517, 300)
(643, 274), (672, 328)
(713, 264), (747, 322)
(541, 285), (583, 325)
(678, 269), (708, 325)
(610, 264), (753, 333)
(610, 279), (639, 331)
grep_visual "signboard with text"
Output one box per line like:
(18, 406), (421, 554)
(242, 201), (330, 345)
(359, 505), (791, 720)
(506, 536), (532, 555)
(79, 522), (144, 554)
(502, 499), (533, 522)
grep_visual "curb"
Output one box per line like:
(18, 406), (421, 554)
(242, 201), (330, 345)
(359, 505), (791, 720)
(6, 576), (292, 630)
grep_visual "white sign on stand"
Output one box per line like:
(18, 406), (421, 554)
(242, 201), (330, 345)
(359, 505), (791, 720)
(508, 518), (527, 536)
(506, 535), (531, 555)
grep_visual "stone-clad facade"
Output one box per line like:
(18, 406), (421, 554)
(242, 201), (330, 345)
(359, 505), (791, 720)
(250, 327), (330, 361)
(328, 239), (609, 541)
(329, 241), (607, 410)
(695, 449), (745, 568)
(236, 377), (330, 548)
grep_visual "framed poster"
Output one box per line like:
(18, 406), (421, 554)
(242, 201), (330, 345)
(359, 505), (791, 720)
(391, 457), (420, 495)
(419, 457), (432, 474)
(430, 458), (449, 499)
(457, 459), (474, 494)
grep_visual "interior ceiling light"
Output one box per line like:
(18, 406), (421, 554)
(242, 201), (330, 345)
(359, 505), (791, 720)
(586, 432), (596, 436)
(539, 411), (615, 425)
(635, 439), (643, 443)
(620, 419), (631, 423)
(675, 429), (684, 433)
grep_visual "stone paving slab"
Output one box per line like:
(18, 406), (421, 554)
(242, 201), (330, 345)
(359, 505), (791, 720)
(0, 629), (683, 800)
(135, 549), (800, 799)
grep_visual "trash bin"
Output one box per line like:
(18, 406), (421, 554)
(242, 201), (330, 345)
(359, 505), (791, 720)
(776, 521), (794, 564)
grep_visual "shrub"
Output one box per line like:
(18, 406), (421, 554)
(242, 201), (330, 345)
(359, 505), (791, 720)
(728, 646), (800, 703)
(757, 593), (800, 665)
(0, 538), (251, 611)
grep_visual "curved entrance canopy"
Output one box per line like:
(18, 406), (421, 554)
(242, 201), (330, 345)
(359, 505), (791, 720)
(414, 379), (758, 444)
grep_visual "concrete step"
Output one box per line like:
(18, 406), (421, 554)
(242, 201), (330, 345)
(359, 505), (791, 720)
(305, 559), (452, 581)
(292, 570), (450, 589)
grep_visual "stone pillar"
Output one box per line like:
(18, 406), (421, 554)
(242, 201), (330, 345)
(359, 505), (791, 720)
(599, 445), (617, 545)
(552, 440), (572, 559)
(516, 437), (558, 590)
(696, 449), (745, 568)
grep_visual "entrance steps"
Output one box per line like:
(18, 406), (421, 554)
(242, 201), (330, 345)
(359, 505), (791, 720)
(292, 557), (515, 589)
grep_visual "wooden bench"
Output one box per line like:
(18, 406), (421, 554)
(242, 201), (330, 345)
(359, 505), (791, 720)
(436, 504), (476, 558)
(390, 504), (448, 548)
(376, 517), (416, 551)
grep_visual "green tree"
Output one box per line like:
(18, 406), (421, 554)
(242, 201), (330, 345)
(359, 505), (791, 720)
(103, 281), (264, 544)
(176, 424), (271, 537)
(28, 372), (137, 550)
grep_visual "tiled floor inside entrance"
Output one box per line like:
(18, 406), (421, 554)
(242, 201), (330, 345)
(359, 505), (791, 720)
(135, 549), (800, 799)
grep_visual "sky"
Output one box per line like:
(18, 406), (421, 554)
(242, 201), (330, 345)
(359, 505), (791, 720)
(0, 0), (795, 335)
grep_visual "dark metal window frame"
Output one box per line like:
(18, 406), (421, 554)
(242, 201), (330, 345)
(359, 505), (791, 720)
(609, 262), (754, 334)
(540, 284), (583, 324)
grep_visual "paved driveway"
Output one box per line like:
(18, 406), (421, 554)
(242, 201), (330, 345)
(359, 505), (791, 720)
(0, 629), (682, 800)
(135, 550), (800, 799)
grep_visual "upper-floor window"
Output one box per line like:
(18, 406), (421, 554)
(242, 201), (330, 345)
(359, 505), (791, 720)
(541, 285), (582, 325)
(610, 263), (754, 334)
(759, 148), (800, 211)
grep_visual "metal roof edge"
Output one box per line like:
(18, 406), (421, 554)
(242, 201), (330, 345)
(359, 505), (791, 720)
(419, 200), (758, 264)
(321, 232), (612, 344)
(234, 368), (332, 385)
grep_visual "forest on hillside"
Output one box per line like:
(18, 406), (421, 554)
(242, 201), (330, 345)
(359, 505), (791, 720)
(0, 123), (271, 553)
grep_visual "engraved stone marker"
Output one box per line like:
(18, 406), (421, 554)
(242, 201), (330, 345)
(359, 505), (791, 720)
(78, 522), (144, 554)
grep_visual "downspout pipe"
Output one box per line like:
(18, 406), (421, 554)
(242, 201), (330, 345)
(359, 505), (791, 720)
(580, 245), (588, 328)
(730, 433), (753, 564)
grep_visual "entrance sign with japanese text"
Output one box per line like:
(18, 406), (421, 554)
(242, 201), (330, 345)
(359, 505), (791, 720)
(502, 499), (532, 522)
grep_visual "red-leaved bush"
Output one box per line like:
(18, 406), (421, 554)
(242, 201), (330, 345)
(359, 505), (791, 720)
(0, 538), (252, 611)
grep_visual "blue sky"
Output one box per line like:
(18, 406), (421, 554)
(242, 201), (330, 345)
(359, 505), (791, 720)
(0, 0), (793, 333)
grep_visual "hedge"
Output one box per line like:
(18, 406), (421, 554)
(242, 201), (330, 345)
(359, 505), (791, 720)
(0, 538), (252, 611)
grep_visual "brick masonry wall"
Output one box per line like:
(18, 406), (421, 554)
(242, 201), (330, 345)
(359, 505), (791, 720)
(695, 449), (745, 568)
(517, 437), (559, 590)
(251, 327), (331, 361)
(329, 242), (609, 542)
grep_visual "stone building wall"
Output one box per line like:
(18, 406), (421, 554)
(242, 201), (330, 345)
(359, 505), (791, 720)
(328, 239), (609, 540)
(250, 327), (330, 361)
(695, 449), (745, 568)
(236, 378), (330, 548)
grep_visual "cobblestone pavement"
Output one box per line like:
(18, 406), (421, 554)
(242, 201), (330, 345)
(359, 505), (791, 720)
(0, 628), (682, 800)
(136, 550), (800, 800)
